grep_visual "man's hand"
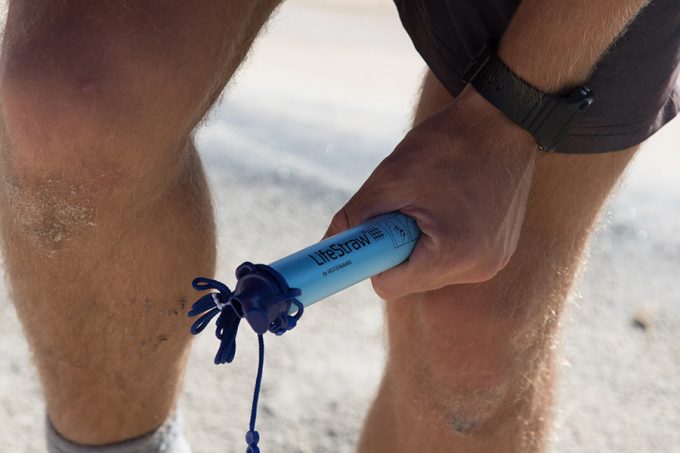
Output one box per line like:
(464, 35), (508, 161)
(324, 87), (537, 300)
(323, 0), (651, 302)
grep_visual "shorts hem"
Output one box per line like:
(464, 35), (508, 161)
(555, 89), (679, 153)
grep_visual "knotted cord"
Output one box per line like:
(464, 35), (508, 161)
(188, 276), (303, 452)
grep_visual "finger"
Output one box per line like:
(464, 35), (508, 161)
(370, 237), (443, 300)
(370, 228), (481, 300)
(371, 257), (435, 301)
(322, 186), (403, 240)
(322, 204), (353, 240)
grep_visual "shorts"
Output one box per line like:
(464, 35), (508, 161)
(394, 0), (680, 153)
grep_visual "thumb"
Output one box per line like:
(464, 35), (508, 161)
(323, 190), (396, 240)
(323, 196), (369, 240)
(322, 156), (406, 239)
(323, 206), (352, 240)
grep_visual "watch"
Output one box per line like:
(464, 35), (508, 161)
(462, 44), (594, 152)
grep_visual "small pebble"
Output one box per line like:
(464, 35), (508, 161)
(631, 308), (654, 331)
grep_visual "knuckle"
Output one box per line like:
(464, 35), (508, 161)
(370, 278), (391, 300)
(448, 234), (483, 273)
(491, 252), (511, 275)
(455, 247), (504, 283)
(373, 276), (415, 301)
(329, 206), (354, 235)
(434, 222), (510, 285)
(472, 260), (503, 282)
(467, 237), (512, 283)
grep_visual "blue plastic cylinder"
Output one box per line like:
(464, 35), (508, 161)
(268, 212), (420, 307)
(195, 212), (422, 335)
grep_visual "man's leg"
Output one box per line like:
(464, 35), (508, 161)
(358, 71), (639, 452)
(0, 0), (280, 446)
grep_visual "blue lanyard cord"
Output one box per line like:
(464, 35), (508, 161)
(188, 277), (302, 452)
(187, 278), (240, 365)
(246, 334), (265, 453)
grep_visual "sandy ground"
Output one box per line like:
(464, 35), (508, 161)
(1, 2), (679, 452)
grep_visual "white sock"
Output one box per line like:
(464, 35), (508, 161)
(46, 412), (192, 453)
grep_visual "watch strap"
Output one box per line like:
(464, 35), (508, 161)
(462, 45), (593, 151)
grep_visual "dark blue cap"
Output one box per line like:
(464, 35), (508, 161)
(230, 262), (303, 334)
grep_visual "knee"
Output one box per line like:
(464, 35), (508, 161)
(0, 8), (197, 244)
(0, 7), (191, 185)
(390, 283), (556, 434)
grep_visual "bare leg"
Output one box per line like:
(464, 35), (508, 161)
(0, 0), (280, 445)
(358, 71), (639, 452)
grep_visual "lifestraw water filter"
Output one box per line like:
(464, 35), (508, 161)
(188, 212), (420, 452)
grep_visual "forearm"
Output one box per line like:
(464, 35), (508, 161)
(498, 0), (650, 92)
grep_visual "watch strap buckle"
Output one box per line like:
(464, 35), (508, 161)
(523, 87), (594, 151)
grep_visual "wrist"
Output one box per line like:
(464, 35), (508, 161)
(456, 85), (538, 152)
(462, 44), (594, 151)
